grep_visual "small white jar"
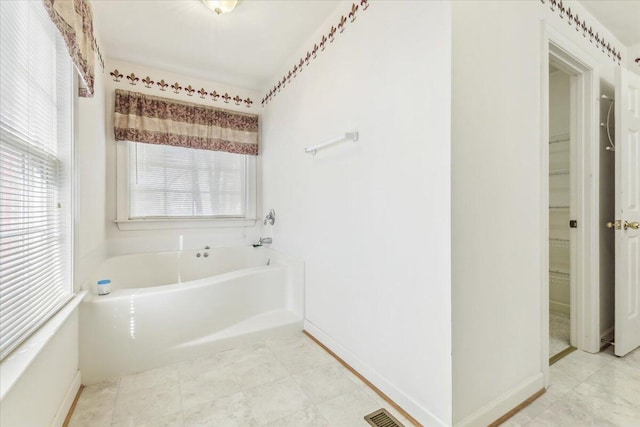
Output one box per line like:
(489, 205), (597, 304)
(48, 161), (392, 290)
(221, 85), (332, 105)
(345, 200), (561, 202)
(97, 279), (111, 295)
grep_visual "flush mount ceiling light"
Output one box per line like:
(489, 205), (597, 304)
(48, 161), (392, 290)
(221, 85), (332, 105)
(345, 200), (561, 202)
(202, 0), (237, 15)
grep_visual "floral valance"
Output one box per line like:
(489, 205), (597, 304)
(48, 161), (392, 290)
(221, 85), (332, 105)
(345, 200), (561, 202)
(43, 0), (98, 97)
(114, 89), (259, 155)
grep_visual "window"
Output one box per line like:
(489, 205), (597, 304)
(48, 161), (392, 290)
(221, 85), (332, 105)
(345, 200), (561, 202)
(0, 1), (73, 360)
(116, 142), (257, 229)
(129, 142), (246, 218)
(113, 88), (259, 229)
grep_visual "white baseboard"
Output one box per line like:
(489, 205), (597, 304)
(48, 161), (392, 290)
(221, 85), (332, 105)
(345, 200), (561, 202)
(51, 370), (81, 427)
(454, 373), (544, 427)
(549, 300), (570, 315)
(304, 320), (448, 427)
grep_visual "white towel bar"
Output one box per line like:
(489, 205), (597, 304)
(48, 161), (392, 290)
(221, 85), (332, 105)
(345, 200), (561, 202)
(305, 132), (358, 155)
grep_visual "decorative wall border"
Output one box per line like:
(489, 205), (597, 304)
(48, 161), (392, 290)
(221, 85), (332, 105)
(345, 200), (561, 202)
(261, 0), (369, 107)
(109, 69), (254, 108)
(540, 0), (622, 65)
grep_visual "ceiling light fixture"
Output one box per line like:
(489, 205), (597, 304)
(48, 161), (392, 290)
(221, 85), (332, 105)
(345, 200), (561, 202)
(202, 0), (237, 15)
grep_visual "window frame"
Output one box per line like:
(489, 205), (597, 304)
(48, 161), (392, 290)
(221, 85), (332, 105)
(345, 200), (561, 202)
(0, 0), (75, 361)
(115, 141), (258, 230)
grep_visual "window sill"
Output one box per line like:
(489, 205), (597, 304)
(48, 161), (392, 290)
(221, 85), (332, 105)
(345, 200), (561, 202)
(115, 218), (258, 231)
(0, 291), (86, 400)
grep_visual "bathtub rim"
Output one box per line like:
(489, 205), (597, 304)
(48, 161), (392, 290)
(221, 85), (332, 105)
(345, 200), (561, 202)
(82, 263), (286, 303)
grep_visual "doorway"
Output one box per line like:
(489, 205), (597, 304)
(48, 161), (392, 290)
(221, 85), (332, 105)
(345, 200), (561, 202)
(548, 63), (574, 362)
(541, 27), (602, 386)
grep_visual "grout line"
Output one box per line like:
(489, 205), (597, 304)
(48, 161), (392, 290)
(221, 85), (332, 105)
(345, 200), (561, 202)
(62, 384), (84, 427)
(109, 378), (122, 426)
(176, 362), (185, 424)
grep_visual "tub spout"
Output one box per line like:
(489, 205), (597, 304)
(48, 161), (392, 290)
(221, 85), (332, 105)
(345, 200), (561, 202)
(253, 237), (272, 247)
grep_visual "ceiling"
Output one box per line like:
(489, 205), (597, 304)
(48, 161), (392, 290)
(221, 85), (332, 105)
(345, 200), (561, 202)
(92, 0), (342, 91)
(92, 1), (640, 93)
(579, 1), (640, 46)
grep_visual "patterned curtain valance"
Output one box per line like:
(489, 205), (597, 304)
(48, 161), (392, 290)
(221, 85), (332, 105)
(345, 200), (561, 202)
(114, 89), (259, 155)
(43, 0), (98, 97)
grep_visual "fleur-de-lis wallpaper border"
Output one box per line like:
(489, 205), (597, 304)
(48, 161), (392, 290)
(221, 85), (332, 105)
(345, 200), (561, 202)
(540, 0), (622, 65)
(109, 69), (255, 108)
(261, 0), (369, 107)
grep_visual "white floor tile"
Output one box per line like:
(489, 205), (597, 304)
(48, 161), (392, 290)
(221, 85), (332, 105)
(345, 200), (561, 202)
(526, 347), (640, 427)
(292, 363), (359, 404)
(529, 397), (617, 427)
(68, 379), (119, 427)
(111, 411), (184, 427)
(316, 388), (380, 427)
(267, 335), (336, 374)
(565, 381), (640, 426)
(622, 346), (640, 371)
(549, 311), (570, 358)
(112, 382), (182, 425)
(177, 353), (229, 383)
(520, 390), (562, 419)
(244, 377), (312, 425)
(216, 342), (273, 367)
(262, 405), (329, 427)
(180, 369), (242, 412)
(232, 353), (289, 390)
(67, 332), (640, 427)
(182, 392), (258, 427)
(499, 411), (532, 427)
(583, 362), (640, 404)
(118, 365), (179, 394)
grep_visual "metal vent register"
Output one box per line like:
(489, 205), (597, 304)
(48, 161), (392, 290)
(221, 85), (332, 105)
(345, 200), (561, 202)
(364, 408), (405, 427)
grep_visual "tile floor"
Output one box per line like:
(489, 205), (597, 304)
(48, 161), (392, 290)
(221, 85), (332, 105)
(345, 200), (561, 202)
(68, 333), (414, 427)
(549, 311), (570, 358)
(69, 332), (640, 427)
(503, 345), (640, 426)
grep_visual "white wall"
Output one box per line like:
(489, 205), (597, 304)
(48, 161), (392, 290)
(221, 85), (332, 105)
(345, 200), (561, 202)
(261, 2), (452, 425)
(549, 71), (571, 138)
(0, 306), (80, 427)
(100, 59), (262, 260)
(76, 64), (108, 287)
(451, 1), (624, 424)
(629, 42), (640, 75)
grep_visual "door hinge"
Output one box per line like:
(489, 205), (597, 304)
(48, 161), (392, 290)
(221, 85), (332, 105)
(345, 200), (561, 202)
(569, 220), (578, 228)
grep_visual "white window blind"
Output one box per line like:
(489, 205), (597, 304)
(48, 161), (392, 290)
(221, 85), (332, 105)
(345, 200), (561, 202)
(0, 1), (73, 360)
(128, 142), (247, 218)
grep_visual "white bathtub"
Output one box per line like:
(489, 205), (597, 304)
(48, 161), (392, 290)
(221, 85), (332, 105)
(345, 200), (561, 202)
(79, 246), (303, 384)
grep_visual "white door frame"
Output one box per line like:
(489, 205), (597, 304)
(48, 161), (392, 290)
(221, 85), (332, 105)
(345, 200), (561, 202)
(540, 23), (600, 385)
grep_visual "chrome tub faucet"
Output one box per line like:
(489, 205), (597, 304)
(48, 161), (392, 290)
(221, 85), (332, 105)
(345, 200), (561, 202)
(253, 237), (272, 247)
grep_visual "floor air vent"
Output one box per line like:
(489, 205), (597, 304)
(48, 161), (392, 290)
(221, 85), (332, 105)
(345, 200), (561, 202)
(364, 408), (405, 427)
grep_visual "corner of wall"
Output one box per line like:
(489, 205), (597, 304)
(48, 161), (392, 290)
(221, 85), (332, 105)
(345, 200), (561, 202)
(75, 54), (108, 289)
